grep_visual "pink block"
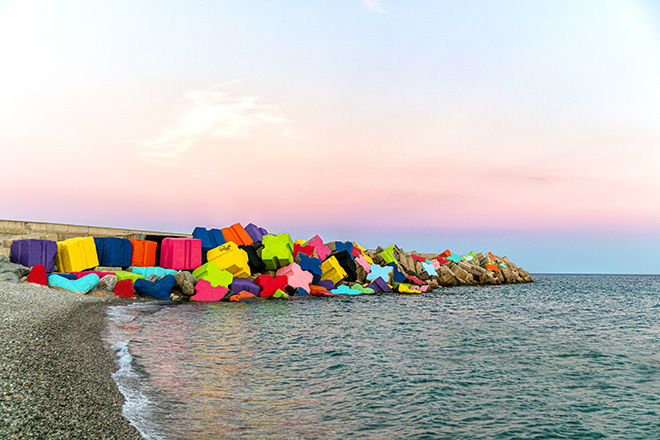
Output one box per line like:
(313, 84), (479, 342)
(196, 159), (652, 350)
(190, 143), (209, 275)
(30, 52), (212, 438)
(276, 262), (314, 291)
(307, 235), (331, 261)
(355, 255), (371, 273)
(431, 260), (440, 270)
(160, 238), (202, 270)
(73, 271), (113, 279)
(411, 285), (429, 292)
(191, 279), (228, 301)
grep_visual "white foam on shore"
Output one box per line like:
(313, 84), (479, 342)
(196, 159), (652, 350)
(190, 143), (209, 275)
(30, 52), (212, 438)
(104, 303), (170, 440)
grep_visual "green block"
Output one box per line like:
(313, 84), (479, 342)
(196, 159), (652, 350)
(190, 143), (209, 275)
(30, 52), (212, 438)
(116, 271), (145, 282)
(272, 289), (289, 299)
(352, 284), (376, 295)
(192, 262), (233, 288)
(261, 233), (294, 271)
(380, 247), (397, 265)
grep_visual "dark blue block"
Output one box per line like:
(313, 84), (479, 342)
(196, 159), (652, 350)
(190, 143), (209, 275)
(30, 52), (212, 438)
(93, 237), (132, 267)
(51, 272), (78, 280)
(298, 253), (322, 285)
(387, 262), (406, 283)
(134, 275), (176, 300)
(334, 241), (355, 259)
(192, 227), (226, 250)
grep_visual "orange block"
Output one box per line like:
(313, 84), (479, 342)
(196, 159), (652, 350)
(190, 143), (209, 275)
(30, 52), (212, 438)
(221, 223), (253, 246)
(485, 263), (500, 272)
(129, 239), (157, 267)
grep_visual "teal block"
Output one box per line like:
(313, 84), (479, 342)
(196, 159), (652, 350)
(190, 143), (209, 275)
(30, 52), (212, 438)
(132, 266), (177, 278)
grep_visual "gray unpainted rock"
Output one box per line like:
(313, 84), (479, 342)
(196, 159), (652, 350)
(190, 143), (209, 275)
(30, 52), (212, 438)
(174, 271), (196, 297)
(0, 272), (20, 283)
(89, 274), (118, 295)
(0, 262), (30, 279)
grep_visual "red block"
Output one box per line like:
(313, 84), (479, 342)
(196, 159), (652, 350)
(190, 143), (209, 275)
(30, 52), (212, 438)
(27, 264), (48, 286)
(130, 239), (157, 267)
(221, 223), (253, 246)
(436, 258), (449, 265)
(160, 238), (202, 270)
(436, 249), (451, 259)
(411, 254), (426, 262)
(351, 247), (362, 258)
(114, 279), (135, 298)
(293, 244), (315, 258)
(406, 276), (424, 285)
(254, 274), (288, 297)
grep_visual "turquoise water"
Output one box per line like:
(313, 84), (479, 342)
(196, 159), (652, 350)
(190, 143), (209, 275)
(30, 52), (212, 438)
(104, 275), (660, 439)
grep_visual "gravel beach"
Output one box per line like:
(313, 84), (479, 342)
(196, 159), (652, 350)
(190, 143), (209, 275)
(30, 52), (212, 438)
(0, 281), (143, 439)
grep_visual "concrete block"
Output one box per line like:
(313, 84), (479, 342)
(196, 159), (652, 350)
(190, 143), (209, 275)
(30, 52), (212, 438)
(320, 256), (347, 284)
(297, 253), (322, 285)
(244, 223), (268, 243)
(192, 262), (233, 288)
(306, 235), (331, 261)
(160, 238), (201, 270)
(134, 274), (176, 300)
(93, 237), (132, 267)
(221, 223), (253, 246)
(132, 266), (177, 278)
(333, 250), (357, 282)
(114, 279), (135, 298)
(366, 264), (392, 282)
(129, 239), (157, 267)
(261, 233), (294, 271)
(239, 244), (266, 274)
(27, 264), (48, 286)
(230, 278), (260, 296)
(190, 279), (229, 301)
(207, 242), (251, 278)
(10, 239), (58, 272)
(48, 273), (100, 293)
(254, 274), (288, 297)
(55, 237), (99, 273)
(276, 262), (314, 291)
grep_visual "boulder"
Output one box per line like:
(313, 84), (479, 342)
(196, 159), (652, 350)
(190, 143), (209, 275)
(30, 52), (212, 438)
(174, 270), (197, 297)
(89, 274), (118, 296)
(0, 262), (30, 279)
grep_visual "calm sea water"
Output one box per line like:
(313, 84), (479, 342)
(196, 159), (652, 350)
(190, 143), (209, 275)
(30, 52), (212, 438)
(103, 274), (660, 439)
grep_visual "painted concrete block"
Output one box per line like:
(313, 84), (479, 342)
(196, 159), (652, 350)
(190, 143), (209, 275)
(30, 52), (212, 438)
(485, 263), (500, 272)
(190, 279), (229, 301)
(192, 227), (226, 250)
(261, 233), (294, 271)
(436, 257), (449, 265)
(366, 264), (393, 282)
(129, 239), (157, 267)
(206, 242), (251, 278)
(331, 285), (361, 295)
(116, 271), (146, 282)
(366, 277), (391, 293)
(379, 247), (397, 265)
(320, 256), (347, 284)
(134, 274), (176, 300)
(355, 255), (371, 273)
(333, 242), (355, 259)
(276, 262), (314, 291)
(239, 245), (266, 274)
(132, 266), (177, 278)
(229, 290), (258, 301)
(333, 250), (357, 282)
(160, 238), (202, 270)
(309, 284), (333, 296)
(244, 223), (268, 243)
(55, 237), (99, 273)
(221, 223), (253, 246)
(114, 279), (135, 298)
(438, 249), (451, 258)
(271, 289), (288, 299)
(230, 278), (260, 296)
(49, 273), (77, 281)
(387, 262), (407, 283)
(27, 264), (48, 286)
(192, 262), (233, 288)
(411, 254), (426, 262)
(93, 237), (132, 268)
(72, 270), (114, 279)
(318, 279), (335, 291)
(446, 254), (463, 263)
(143, 235), (181, 266)
(422, 261), (437, 276)
(351, 284), (376, 295)
(48, 273), (100, 293)
(254, 274), (288, 297)
(293, 243), (315, 258)
(306, 235), (331, 261)
(297, 253), (322, 285)
(406, 275), (424, 285)
(10, 239), (58, 272)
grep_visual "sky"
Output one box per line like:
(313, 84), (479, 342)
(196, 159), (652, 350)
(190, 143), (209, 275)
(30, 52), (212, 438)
(1, 0), (659, 274)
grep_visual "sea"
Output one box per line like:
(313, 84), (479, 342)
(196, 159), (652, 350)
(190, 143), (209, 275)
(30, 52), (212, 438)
(103, 274), (660, 439)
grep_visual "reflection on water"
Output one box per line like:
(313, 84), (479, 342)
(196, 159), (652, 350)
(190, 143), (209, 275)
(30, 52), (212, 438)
(105, 275), (660, 439)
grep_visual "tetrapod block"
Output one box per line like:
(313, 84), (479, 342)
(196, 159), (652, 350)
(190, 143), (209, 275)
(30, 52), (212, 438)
(93, 237), (132, 268)
(306, 235), (331, 261)
(190, 279), (229, 302)
(10, 239), (58, 272)
(379, 247), (397, 265)
(134, 274), (176, 300)
(422, 261), (437, 276)
(114, 279), (135, 298)
(244, 223), (268, 243)
(239, 245), (266, 274)
(446, 254), (463, 263)
(320, 256), (347, 284)
(55, 237), (99, 273)
(331, 285), (361, 295)
(298, 253), (322, 285)
(254, 274), (288, 297)
(129, 239), (157, 267)
(206, 242), (251, 278)
(276, 262), (314, 291)
(230, 278), (261, 296)
(261, 233), (294, 271)
(221, 223), (253, 246)
(132, 266), (177, 278)
(192, 262), (233, 288)
(160, 238), (202, 270)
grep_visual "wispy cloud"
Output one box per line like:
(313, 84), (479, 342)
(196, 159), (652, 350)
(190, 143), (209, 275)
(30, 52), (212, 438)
(141, 82), (289, 166)
(363, 0), (389, 15)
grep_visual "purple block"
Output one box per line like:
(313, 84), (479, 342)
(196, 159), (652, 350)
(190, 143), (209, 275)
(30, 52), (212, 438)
(230, 278), (261, 296)
(10, 239), (58, 272)
(244, 223), (268, 243)
(367, 277), (391, 293)
(318, 279), (335, 291)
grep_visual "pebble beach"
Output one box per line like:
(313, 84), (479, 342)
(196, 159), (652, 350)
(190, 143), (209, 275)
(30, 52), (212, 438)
(0, 281), (141, 439)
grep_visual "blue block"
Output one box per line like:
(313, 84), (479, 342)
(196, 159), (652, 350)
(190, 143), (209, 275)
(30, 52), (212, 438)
(132, 266), (177, 278)
(387, 262), (406, 283)
(134, 274), (176, 300)
(93, 237), (132, 267)
(334, 241), (355, 259)
(298, 253), (322, 285)
(192, 227), (226, 249)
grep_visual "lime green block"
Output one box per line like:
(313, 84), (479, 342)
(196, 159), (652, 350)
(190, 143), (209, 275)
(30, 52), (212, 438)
(262, 233), (294, 271)
(116, 271), (145, 282)
(380, 247), (397, 265)
(272, 289), (289, 299)
(192, 262), (233, 288)
(352, 284), (376, 295)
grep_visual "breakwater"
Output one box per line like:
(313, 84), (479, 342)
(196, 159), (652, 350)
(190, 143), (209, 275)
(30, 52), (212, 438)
(1, 220), (531, 300)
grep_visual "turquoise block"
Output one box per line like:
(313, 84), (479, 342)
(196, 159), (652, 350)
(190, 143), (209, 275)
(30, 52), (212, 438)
(132, 266), (177, 278)
(48, 273), (100, 292)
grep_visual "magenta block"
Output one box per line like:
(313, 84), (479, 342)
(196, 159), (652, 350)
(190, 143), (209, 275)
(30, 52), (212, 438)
(10, 239), (58, 272)
(191, 279), (229, 301)
(160, 238), (202, 270)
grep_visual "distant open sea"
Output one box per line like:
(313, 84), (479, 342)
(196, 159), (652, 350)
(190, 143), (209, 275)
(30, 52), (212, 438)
(103, 274), (660, 439)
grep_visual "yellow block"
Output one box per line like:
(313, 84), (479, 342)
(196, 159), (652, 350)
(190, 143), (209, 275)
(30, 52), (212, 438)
(353, 242), (374, 264)
(207, 242), (251, 278)
(320, 256), (347, 284)
(55, 237), (99, 273)
(294, 238), (307, 245)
